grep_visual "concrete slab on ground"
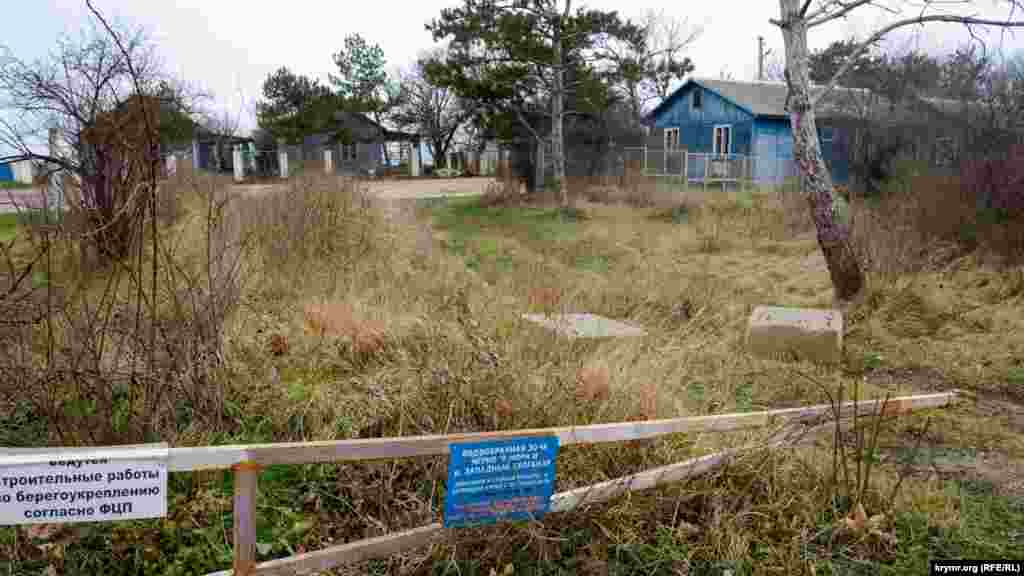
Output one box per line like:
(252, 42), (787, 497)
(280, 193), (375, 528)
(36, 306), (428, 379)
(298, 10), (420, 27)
(521, 313), (647, 339)
(746, 305), (843, 364)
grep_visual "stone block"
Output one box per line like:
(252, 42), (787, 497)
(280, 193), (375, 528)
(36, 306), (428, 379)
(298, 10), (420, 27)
(746, 306), (843, 364)
(521, 313), (646, 339)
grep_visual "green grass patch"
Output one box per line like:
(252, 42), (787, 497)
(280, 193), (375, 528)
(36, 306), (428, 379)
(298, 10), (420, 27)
(0, 213), (18, 243)
(430, 197), (579, 245)
(0, 180), (33, 190)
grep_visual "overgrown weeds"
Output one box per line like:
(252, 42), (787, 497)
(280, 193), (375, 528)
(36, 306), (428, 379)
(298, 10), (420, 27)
(3, 171), (1024, 575)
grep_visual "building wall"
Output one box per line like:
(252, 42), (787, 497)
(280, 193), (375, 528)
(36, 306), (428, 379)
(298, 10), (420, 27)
(650, 84), (755, 156)
(336, 141), (383, 175)
(751, 117), (850, 185)
(0, 163), (13, 182)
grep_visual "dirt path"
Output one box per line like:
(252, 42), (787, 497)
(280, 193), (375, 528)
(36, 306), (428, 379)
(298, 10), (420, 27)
(230, 177), (493, 202)
(866, 367), (1024, 498)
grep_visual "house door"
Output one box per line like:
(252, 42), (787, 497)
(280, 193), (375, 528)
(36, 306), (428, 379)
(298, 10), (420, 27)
(713, 125), (732, 156)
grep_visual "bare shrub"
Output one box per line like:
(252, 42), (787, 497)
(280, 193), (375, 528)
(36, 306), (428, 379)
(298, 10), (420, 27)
(0, 171), (248, 445)
(234, 173), (379, 290)
(846, 168), (1022, 278)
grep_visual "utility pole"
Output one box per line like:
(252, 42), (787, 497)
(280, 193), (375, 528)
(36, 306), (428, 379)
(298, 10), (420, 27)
(758, 36), (765, 81)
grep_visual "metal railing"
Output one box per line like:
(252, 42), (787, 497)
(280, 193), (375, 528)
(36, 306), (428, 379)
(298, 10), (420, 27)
(622, 147), (800, 189)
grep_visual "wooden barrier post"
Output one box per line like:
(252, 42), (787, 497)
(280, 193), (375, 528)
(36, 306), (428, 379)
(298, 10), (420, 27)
(233, 461), (261, 576)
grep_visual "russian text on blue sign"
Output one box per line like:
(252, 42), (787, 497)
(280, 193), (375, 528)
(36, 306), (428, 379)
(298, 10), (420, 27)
(444, 436), (559, 528)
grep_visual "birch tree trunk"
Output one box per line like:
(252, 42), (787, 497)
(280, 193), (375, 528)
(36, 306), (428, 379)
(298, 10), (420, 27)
(778, 0), (864, 301)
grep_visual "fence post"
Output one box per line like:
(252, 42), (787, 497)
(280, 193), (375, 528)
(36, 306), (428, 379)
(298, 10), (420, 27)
(410, 141), (421, 177)
(324, 149), (333, 174)
(642, 146), (648, 176)
(682, 151), (688, 188)
(703, 153), (709, 193)
(278, 140), (289, 179)
(46, 127), (63, 224)
(233, 145), (244, 183)
(535, 140), (545, 191)
(232, 461), (260, 576)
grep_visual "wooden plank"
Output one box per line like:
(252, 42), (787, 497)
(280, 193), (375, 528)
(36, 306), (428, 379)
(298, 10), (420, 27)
(0, 444), (169, 467)
(233, 461), (260, 576)
(549, 420), (835, 514)
(164, 392), (955, 472)
(250, 523), (444, 575)
(550, 449), (734, 513)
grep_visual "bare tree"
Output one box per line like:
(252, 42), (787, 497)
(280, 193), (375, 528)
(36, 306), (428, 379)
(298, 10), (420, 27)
(0, 4), (243, 447)
(771, 0), (1024, 301)
(394, 50), (470, 169)
(0, 18), (198, 262)
(602, 9), (702, 123)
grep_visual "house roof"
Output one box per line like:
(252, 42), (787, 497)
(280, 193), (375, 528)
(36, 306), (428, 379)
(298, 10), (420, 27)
(646, 77), (990, 126)
(647, 78), (875, 120)
(331, 111), (418, 142)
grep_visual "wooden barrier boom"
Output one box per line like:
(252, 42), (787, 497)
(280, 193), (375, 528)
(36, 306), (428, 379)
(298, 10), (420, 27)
(0, 392), (953, 471)
(205, 395), (937, 576)
(0, 391), (957, 576)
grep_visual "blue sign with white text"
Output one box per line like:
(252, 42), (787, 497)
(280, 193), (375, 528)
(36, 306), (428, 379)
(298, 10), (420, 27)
(443, 436), (559, 528)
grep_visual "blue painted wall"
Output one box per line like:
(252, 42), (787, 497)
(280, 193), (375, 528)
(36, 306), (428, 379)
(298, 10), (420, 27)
(651, 81), (850, 185)
(651, 83), (755, 156)
(0, 163), (12, 182)
(750, 117), (850, 184)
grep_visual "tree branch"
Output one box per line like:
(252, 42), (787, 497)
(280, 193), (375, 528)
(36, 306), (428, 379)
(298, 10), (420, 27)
(814, 13), (1024, 106)
(806, 0), (876, 27)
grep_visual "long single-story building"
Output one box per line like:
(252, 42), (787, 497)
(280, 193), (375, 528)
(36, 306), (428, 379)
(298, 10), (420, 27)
(302, 111), (421, 176)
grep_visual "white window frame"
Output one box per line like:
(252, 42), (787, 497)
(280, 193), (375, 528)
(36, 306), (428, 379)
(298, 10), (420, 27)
(664, 127), (680, 150)
(713, 124), (733, 156)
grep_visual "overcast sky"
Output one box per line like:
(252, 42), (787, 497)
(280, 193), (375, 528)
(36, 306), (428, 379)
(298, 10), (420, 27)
(4, 0), (1024, 140)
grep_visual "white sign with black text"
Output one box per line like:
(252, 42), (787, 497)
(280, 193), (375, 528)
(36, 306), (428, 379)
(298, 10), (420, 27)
(0, 444), (169, 525)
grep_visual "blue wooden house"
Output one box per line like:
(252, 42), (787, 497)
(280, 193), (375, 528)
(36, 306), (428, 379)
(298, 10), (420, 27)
(643, 78), (852, 185)
(642, 78), (1006, 190)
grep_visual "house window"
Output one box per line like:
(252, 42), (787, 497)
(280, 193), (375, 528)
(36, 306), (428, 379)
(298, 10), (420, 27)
(713, 125), (732, 156)
(692, 89), (703, 110)
(343, 143), (357, 161)
(664, 128), (680, 150)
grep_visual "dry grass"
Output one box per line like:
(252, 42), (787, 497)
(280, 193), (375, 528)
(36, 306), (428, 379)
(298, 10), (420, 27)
(4, 170), (1024, 574)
